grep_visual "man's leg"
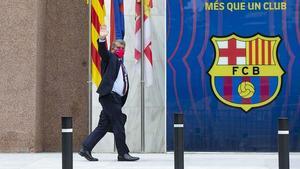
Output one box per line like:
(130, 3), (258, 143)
(100, 94), (129, 156)
(82, 110), (110, 151)
(112, 113), (130, 155)
(110, 101), (139, 161)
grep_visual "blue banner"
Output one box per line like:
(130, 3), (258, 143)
(167, 0), (300, 151)
(110, 0), (125, 41)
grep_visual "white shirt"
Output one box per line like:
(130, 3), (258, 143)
(112, 63), (128, 96)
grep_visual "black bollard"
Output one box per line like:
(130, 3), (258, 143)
(62, 117), (73, 169)
(278, 117), (289, 169)
(174, 113), (184, 169)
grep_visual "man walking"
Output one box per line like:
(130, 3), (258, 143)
(79, 26), (139, 162)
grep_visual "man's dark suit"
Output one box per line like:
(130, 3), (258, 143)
(82, 39), (129, 156)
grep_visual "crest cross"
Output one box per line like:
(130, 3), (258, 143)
(219, 39), (246, 65)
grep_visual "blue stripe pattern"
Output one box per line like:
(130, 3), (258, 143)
(251, 77), (260, 104)
(214, 76), (279, 104)
(232, 77), (242, 104)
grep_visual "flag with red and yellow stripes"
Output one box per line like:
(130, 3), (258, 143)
(246, 39), (276, 65)
(91, 0), (106, 87)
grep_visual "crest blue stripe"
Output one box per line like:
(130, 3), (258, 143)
(251, 77), (260, 104)
(269, 77), (278, 97)
(232, 77), (242, 104)
(215, 77), (224, 97)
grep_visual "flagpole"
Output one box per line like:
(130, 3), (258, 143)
(140, 0), (145, 152)
(88, 0), (93, 133)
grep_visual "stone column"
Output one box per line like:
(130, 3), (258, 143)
(0, 0), (45, 152)
(42, 0), (89, 151)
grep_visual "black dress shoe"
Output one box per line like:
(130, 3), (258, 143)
(78, 148), (99, 161)
(118, 153), (140, 161)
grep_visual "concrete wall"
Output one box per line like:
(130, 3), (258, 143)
(0, 0), (89, 152)
(42, 0), (89, 152)
(0, 0), (45, 152)
(0, 0), (165, 152)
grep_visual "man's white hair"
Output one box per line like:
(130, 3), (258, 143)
(111, 39), (126, 49)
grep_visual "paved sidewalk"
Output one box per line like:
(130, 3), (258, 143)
(0, 152), (300, 169)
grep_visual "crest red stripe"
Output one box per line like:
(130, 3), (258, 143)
(242, 77), (251, 104)
(255, 39), (259, 65)
(260, 77), (269, 101)
(224, 77), (233, 101)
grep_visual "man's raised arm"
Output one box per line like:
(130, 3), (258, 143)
(97, 25), (109, 62)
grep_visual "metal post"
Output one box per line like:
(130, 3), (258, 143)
(62, 117), (73, 169)
(278, 117), (290, 169)
(87, 0), (92, 133)
(140, 0), (145, 152)
(174, 113), (184, 169)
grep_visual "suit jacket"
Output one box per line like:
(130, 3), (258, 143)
(96, 39), (129, 106)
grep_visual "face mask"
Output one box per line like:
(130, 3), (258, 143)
(114, 48), (125, 58)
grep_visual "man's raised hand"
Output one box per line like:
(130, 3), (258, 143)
(99, 25), (109, 40)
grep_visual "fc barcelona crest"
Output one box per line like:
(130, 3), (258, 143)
(208, 34), (285, 112)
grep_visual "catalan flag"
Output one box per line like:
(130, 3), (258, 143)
(110, 0), (125, 45)
(246, 39), (275, 65)
(135, 0), (153, 87)
(91, 0), (106, 87)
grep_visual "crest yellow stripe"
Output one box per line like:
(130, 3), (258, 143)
(246, 41), (250, 65)
(270, 41), (275, 64)
(258, 39), (262, 65)
(265, 41), (269, 65)
(251, 40), (256, 64)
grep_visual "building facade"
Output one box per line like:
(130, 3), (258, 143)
(0, 0), (166, 153)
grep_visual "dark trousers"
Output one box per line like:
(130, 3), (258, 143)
(82, 93), (129, 156)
